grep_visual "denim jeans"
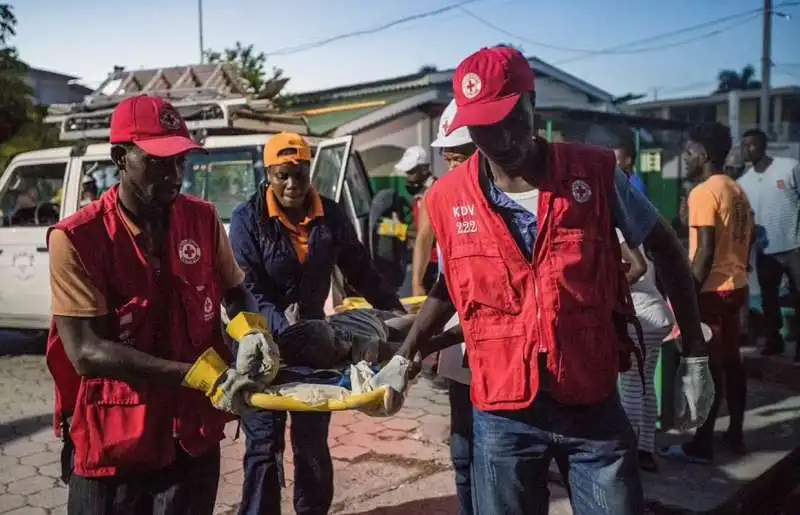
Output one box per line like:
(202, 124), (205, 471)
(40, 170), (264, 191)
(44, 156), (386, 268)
(239, 410), (333, 515)
(67, 443), (220, 515)
(472, 392), (644, 515)
(449, 380), (474, 515)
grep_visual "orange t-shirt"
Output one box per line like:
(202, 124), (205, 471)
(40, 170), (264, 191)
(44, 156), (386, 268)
(266, 187), (325, 263)
(688, 174), (754, 293)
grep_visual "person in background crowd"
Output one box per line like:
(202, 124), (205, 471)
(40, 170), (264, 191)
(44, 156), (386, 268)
(614, 139), (648, 197)
(616, 229), (675, 472)
(395, 46), (711, 514)
(397, 145), (448, 388)
(662, 122), (754, 463)
(80, 175), (99, 206)
(396, 145), (438, 297)
(46, 95), (266, 515)
(426, 98), (478, 515)
(229, 132), (403, 515)
(737, 128), (800, 361)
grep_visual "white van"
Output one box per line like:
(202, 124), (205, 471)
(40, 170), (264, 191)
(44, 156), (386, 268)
(0, 133), (375, 332)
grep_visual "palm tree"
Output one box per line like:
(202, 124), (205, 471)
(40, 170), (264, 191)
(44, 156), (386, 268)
(714, 65), (762, 94)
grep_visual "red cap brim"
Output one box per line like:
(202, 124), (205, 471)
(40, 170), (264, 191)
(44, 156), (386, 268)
(445, 93), (521, 135)
(134, 135), (205, 158)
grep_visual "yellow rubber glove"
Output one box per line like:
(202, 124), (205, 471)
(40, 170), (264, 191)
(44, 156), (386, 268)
(227, 312), (281, 386)
(183, 348), (257, 415)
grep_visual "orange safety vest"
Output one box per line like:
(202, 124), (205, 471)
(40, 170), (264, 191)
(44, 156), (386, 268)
(46, 186), (233, 477)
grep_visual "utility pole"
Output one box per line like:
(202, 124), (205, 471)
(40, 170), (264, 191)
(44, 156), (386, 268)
(760, 0), (772, 133)
(198, 0), (205, 64)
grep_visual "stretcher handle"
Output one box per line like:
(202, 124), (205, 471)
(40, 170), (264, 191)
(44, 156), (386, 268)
(245, 386), (388, 412)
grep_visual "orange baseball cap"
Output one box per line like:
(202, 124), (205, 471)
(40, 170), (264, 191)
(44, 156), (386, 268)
(264, 132), (312, 167)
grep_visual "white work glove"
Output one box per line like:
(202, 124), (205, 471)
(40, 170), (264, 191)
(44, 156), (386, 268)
(235, 332), (281, 386)
(213, 370), (261, 416)
(360, 355), (411, 417)
(674, 356), (715, 431)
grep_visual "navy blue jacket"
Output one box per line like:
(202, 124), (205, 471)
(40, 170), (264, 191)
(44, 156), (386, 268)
(229, 184), (403, 336)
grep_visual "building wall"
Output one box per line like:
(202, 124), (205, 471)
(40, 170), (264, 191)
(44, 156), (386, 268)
(351, 110), (438, 196)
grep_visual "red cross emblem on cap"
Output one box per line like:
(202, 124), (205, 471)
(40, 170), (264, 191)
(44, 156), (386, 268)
(461, 73), (482, 99)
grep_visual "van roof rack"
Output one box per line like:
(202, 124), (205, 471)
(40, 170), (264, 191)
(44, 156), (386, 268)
(45, 64), (308, 141)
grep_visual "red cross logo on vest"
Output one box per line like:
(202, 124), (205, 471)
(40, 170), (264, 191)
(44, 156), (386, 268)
(461, 73), (482, 100)
(178, 239), (202, 265)
(571, 179), (592, 204)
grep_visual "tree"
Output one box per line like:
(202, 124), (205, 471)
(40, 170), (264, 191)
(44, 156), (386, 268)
(714, 65), (762, 94)
(0, 106), (59, 170)
(0, 4), (33, 146)
(204, 41), (289, 101)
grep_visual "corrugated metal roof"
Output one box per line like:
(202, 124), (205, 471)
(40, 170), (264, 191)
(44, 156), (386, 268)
(290, 89), (426, 135)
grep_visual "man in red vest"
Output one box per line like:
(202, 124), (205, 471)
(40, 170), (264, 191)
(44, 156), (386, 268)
(395, 47), (714, 514)
(47, 95), (278, 515)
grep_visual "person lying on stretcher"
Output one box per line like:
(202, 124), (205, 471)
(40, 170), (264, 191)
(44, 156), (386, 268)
(232, 304), (463, 414)
(276, 304), (419, 369)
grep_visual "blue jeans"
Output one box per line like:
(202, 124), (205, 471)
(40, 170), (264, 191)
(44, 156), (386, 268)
(449, 380), (474, 515)
(239, 410), (333, 515)
(472, 392), (644, 515)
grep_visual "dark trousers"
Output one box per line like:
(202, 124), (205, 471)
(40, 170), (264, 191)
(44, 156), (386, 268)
(448, 381), (474, 515)
(67, 444), (220, 515)
(692, 288), (749, 450)
(239, 410), (333, 515)
(472, 392), (643, 515)
(756, 248), (800, 356)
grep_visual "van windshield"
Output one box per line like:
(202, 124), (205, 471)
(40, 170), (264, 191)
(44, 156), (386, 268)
(0, 162), (67, 227)
(182, 146), (263, 221)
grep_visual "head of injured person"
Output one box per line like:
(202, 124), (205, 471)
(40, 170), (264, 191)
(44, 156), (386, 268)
(275, 320), (344, 369)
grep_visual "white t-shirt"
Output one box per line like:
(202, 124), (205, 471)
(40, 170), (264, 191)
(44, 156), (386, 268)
(616, 229), (674, 332)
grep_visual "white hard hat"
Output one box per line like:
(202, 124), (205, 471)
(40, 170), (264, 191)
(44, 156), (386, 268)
(394, 146), (429, 173)
(431, 99), (472, 149)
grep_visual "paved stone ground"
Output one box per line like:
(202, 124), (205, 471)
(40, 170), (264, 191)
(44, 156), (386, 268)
(2, 350), (799, 515)
(0, 352), (465, 515)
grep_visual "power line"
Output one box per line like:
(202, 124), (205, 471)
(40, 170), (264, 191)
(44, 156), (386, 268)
(459, 7), (756, 55)
(265, 0), (484, 57)
(554, 13), (765, 66)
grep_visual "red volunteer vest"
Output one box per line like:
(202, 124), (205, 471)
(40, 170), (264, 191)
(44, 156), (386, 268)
(426, 142), (634, 410)
(46, 186), (233, 477)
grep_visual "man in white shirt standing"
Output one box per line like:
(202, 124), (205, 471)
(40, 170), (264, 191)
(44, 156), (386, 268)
(737, 129), (800, 361)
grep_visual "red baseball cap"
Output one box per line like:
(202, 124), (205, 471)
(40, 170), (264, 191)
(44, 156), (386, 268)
(109, 96), (203, 157)
(445, 46), (535, 135)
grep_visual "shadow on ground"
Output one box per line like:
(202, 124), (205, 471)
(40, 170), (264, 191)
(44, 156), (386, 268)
(0, 413), (51, 446)
(0, 330), (46, 356)
(345, 495), (459, 515)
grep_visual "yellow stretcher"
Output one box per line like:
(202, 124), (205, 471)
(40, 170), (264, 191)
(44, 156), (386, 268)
(247, 388), (388, 413)
(245, 296), (427, 413)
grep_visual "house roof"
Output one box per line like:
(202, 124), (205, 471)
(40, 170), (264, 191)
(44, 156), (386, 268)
(27, 66), (80, 81)
(291, 55), (614, 106)
(627, 86), (800, 111)
(88, 64), (251, 103)
(289, 89), (427, 135)
(288, 55), (614, 136)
